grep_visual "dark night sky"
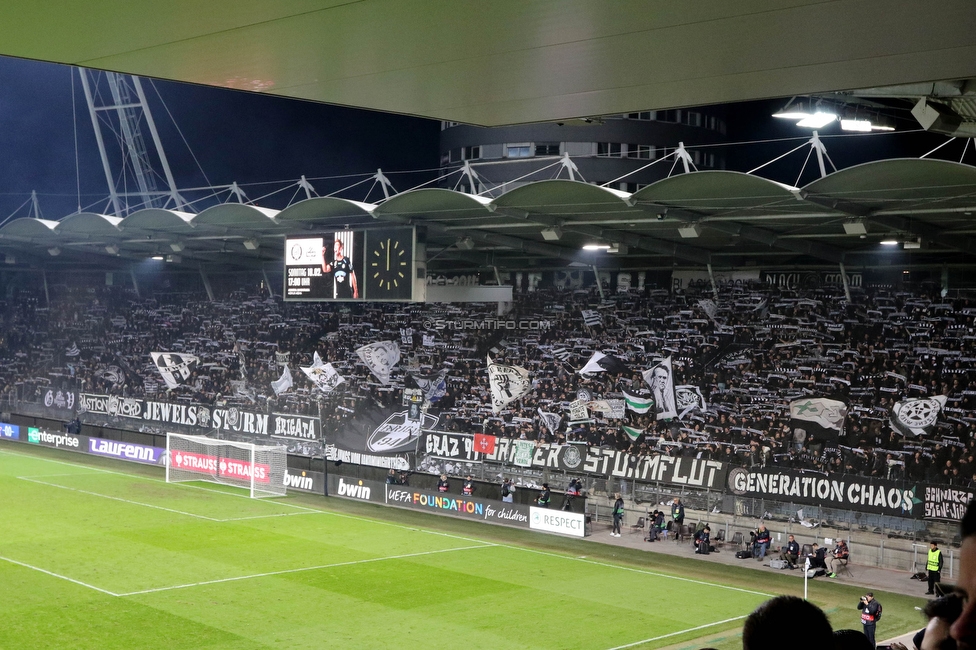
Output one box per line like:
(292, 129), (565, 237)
(0, 55), (441, 221)
(0, 55), (964, 224)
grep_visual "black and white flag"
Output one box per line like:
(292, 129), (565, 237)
(642, 356), (677, 420)
(579, 351), (629, 374)
(275, 351), (290, 366)
(697, 299), (718, 320)
(538, 408), (562, 434)
(150, 352), (199, 390)
(551, 347), (572, 362)
(300, 352), (345, 393)
(675, 385), (707, 419)
(412, 372), (447, 403)
(581, 309), (602, 327)
(400, 328), (414, 346)
(65, 342), (80, 358)
(890, 396), (948, 437)
(272, 365), (293, 395)
(94, 365), (126, 388)
(487, 354), (532, 414)
(356, 341), (401, 385)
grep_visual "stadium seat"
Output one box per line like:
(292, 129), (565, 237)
(630, 516), (645, 534)
(730, 531), (745, 550)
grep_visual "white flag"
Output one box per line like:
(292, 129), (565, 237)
(642, 356), (677, 420)
(300, 353), (345, 393)
(569, 399), (589, 422)
(272, 365), (293, 395)
(675, 385), (707, 419)
(487, 354), (532, 414)
(538, 409), (562, 434)
(150, 352), (199, 390)
(356, 341), (401, 385)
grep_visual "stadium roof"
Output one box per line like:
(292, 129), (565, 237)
(2, 2), (976, 126)
(5, 158), (976, 272)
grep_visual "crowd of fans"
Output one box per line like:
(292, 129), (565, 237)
(4, 275), (976, 489)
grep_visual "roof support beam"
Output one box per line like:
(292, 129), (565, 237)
(865, 214), (976, 256)
(493, 208), (712, 265)
(705, 221), (845, 264)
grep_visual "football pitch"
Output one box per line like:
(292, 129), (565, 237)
(0, 444), (898, 650)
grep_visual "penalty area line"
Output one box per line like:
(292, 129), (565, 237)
(605, 614), (749, 650)
(0, 555), (120, 597)
(117, 543), (496, 597)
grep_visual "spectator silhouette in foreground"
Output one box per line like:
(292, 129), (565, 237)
(743, 595), (832, 650)
(951, 499), (976, 650)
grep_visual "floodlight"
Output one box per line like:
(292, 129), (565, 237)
(105, 244), (120, 255)
(796, 112), (837, 128)
(843, 222), (867, 235)
(151, 255), (164, 260)
(582, 244), (610, 251)
(170, 242), (185, 252)
(608, 243), (628, 254)
(456, 237), (475, 250)
(772, 100), (812, 120)
(880, 239), (899, 246)
(840, 119), (872, 132)
(677, 224), (702, 238)
(243, 239), (259, 250)
(47, 247), (61, 256)
(903, 239), (922, 250)
(4, 254), (15, 264)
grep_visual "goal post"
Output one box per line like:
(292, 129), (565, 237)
(166, 432), (287, 498)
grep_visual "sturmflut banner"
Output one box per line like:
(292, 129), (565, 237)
(484, 438), (727, 488)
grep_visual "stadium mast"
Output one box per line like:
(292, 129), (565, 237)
(77, 69), (188, 216)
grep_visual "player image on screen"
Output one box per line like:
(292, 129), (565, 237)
(322, 235), (358, 299)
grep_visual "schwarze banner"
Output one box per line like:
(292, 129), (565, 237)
(924, 485), (975, 521)
(78, 393), (320, 440)
(726, 466), (922, 517)
(484, 438), (727, 488)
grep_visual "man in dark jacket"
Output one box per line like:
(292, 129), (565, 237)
(754, 524), (772, 561)
(857, 592), (882, 647)
(538, 483), (551, 508)
(780, 534), (801, 568)
(436, 474), (449, 492)
(611, 492), (624, 537)
(671, 497), (685, 540)
(694, 525), (711, 554)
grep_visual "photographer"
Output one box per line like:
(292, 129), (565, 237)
(857, 593), (882, 647)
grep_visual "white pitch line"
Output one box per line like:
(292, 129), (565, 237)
(220, 511), (320, 522)
(18, 476), (224, 521)
(0, 555), (119, 597)
(605, 614), (749, 650)
(118, 543), (495, 597)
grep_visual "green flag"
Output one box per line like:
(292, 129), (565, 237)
(622, 390), (654, 414)
(621, 425), (644, 441)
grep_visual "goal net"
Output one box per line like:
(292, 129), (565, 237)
(166, 432), (287, 498)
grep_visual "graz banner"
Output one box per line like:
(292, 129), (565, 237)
(42, 388), (77, 412)
(923, 485), (975, 521)
(384, 484), (531, 528)
(484, 439), (726, 488)
(77, 393), (320, 440)
(726, 466), (922, 518)
(420, 431), (482, 463)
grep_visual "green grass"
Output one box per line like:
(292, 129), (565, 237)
(0, 443), (928, 649)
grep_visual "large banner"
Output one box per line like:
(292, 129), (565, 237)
(77, 393), (320, 440)
(324, 406), (436, 470)
(923, 485), (975, 521)
(726, 466), (922, 518)
(484, 439), (727, 488)
(419, 431), (482, 463)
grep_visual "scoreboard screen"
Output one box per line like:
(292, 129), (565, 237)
(284, 227), (415, 302)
